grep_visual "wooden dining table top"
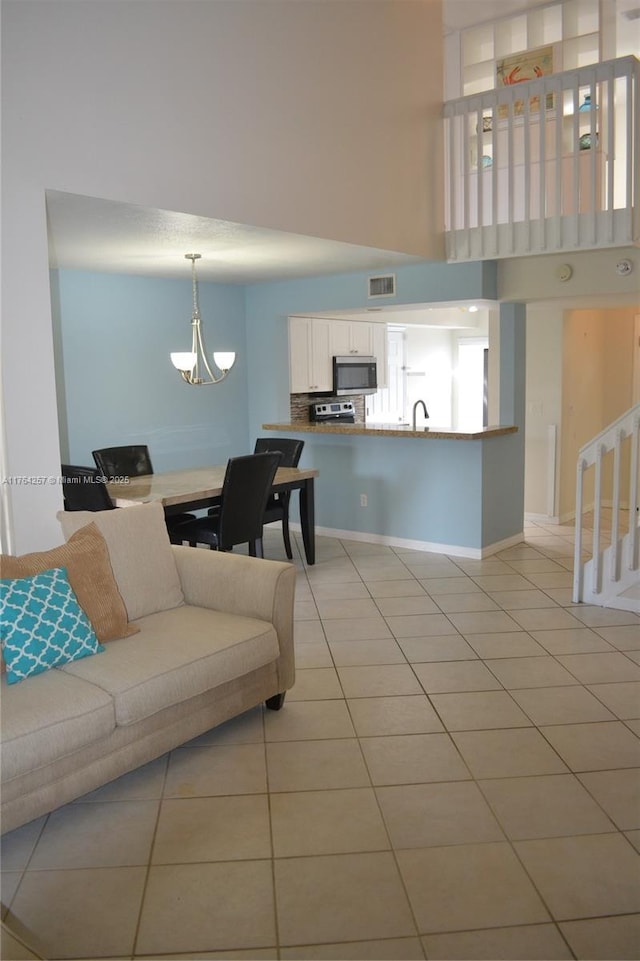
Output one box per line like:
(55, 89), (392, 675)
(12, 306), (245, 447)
(107, 465), (319, 509)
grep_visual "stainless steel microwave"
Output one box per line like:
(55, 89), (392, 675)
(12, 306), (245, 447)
(333, 356), (377, 396)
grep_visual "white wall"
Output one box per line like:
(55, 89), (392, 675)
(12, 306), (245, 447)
(487, 308), (501, 426)
(560, 307), (636, 518)
(524, 303), (638, 521)
(1, 0), (444, 553)
(503, 249), (639, 522)
(524, 305), (563, 519)
(396, 311), (492, 430)
(498, 247), (639, 302)
(4, 1), (444, 256)
(404, 328), (454, 428)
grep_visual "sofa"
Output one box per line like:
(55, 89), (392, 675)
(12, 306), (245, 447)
(0, 502), (296, 834)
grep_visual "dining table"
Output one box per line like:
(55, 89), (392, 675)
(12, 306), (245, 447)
(106, 464), (319, 565)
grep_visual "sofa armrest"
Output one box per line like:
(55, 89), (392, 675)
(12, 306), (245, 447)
(171, 546), (296, 690)
(172, 546), (294, 618)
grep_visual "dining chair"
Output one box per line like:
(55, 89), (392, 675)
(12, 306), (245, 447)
(92, 444), (195, 541)
(61, 464), (116, 512)
(91, 445), (154, 479)
(253, 437), (304, 559)
(173, 451), (282, 556)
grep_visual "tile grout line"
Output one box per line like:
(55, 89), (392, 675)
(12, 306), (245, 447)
(129, 753), (169, 959)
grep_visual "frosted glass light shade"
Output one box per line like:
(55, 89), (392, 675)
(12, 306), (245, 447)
(170, 352), (196, 372)
(213, 352), (236, 371)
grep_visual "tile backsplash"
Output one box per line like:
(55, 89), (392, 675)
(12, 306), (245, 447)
(290, 394), (365, 423)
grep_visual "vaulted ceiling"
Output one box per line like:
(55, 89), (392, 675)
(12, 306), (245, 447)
(45, 0), (560, 286)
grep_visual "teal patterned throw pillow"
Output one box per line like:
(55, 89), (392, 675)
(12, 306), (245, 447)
(0, 567), (104, 684)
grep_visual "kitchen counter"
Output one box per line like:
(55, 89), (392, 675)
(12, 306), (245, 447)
(260, 415), (524, 557)
(262, 422), (518, 440)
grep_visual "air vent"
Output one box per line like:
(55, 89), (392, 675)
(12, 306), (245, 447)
(368, 274), (396, 298)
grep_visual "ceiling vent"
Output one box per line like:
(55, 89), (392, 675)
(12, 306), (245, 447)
(368, 274), (396, 298)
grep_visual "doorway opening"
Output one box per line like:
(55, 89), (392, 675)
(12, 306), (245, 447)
(367, 327), (489, 430)
(366, 327), (406, 424)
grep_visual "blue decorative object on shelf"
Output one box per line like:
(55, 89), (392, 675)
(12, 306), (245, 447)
(578, 94), (598, 150)
(579, 93), (598, 113)
(481, 154), (493, 168)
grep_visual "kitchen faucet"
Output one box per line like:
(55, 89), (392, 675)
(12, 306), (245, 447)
(412, 399), (429, 430)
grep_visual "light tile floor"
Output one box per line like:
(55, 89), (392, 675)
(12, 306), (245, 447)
(2, 518), (639, 960)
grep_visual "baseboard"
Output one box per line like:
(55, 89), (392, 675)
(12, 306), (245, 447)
(479, 531), (527, 557)
(289, 523), (525, 561)
(525, 512), (561, 524)
(560, 502), (634, 525)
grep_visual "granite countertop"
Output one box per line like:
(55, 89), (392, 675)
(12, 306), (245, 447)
(262, 422), (518, 440)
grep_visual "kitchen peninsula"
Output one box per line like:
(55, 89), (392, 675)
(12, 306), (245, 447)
(260, 417), (523, 559)
(262, 422), (517, 441)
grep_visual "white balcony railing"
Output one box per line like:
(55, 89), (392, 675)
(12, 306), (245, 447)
(444, 56), (639, 261)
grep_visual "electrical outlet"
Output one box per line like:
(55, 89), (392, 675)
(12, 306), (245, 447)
(360, 494), (368, 507)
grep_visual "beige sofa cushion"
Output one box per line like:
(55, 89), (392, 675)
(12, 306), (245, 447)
(57, 502), (184, 620)
(1, 669), (115, 781)
(61, 605), (280, 726)
(0, 523), (138, 644)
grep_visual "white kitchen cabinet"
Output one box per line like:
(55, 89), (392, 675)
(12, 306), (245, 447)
(330, 320), (373, 357)
(330, 320), (387, 386)
(288, 317), (332, 393)
(289, 316), (388, 393)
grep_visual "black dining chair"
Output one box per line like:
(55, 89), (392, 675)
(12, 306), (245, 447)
(61, 464), (116, 512)
(92, 444), (195, 541)
(253, 437), (304, 559)
(173, 451), (282, 557)
(92, 445), (154, 479)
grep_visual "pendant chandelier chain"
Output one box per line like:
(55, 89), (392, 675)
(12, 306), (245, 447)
(188, 254), (201, 322)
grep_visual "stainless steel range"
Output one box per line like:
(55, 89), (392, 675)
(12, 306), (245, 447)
(310, 401), (356, 423)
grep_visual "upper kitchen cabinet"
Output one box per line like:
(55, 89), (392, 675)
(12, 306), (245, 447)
(333, 319), (389, 388)
(330, 320), (375, 357)
(289, 317), (333, 393)
(289, 316), (388, 393)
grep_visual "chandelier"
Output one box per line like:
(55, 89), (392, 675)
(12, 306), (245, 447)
(170, 253), (236, 385)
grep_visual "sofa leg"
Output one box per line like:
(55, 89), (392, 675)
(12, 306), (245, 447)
(265, 692), (286, 710)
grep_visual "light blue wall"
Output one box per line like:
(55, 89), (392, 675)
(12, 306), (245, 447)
(245, 259), (499, 438)
(481, 303), (526, 547)
(244, 259), (521, 551)
(54, 270), (249, 470)
(288, 431), (485, 548)
(54, 259), (523, 552)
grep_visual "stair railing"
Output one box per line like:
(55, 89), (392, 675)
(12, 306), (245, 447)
(573, 404), (640, 604)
